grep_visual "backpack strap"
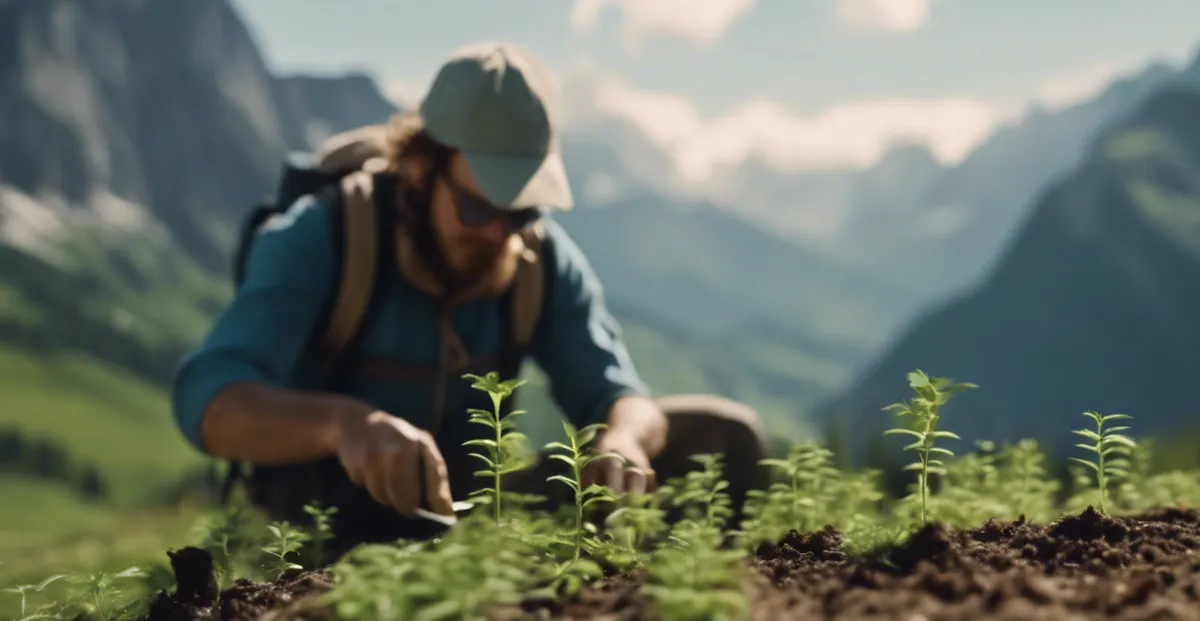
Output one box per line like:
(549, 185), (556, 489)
(219, 169), (396, 505)
(315, 170), (385, 376)
(495, 223), (553, 417)
(510, 224), (546, 350)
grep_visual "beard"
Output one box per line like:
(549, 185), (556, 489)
(403, 184), (522, 300)
(441, 231), (523, 298)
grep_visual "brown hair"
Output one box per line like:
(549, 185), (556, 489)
(383, 110), (455, 187)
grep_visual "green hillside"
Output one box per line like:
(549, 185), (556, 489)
(0, 346), (205, 506)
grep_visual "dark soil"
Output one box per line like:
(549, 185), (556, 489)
(142, 506), (1200, 620)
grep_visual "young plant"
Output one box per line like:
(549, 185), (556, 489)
(757, 442), (841, 534)
(303, 501), (339, 567)
(882, 370), (976, 524)
(544, 420), (622, 560)
(323, 513), (539, 621)
(3, 574), (67, 620)
(462, 371), (536, 523)
(38, 566), (149, 621)
(996, 438), (1059, 523)
(1068, 410), (1136, 514)
(261, 521), (311, 579)
(598, 490), (670, 569)
(658, 453), (734, 531)
(189, 504), (261, 588)
(642, 518), (749, 621)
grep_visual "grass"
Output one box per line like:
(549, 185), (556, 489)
(0, 345), (209, 506)
(5, 367), (1200, 621)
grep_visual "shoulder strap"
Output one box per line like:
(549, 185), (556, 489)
(496, 223), (552, 393)
(315, 170), (381, 373)
(510, 224), (546, 350)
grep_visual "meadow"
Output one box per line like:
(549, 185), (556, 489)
(3, 369), (1199, 620)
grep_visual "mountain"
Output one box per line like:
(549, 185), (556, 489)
(814, 85), (1200, 467)
(273, 74), (399, 150)
(850, 54), (1200, 302)
(606, 50), (1200, 354)
(0, 0), (402, 386)
(557, 192), (910, 348)
(0, 0), (897, 507)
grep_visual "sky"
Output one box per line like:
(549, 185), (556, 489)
(228, 0), (1200, 175)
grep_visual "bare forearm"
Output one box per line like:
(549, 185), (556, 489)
(198, 381), (371, 464)
(605, 394), (668, 457)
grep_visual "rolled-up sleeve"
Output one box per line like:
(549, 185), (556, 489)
(171, 196), (335, 451)
(530, 222), (650, 429)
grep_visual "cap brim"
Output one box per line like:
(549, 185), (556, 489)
(462, 150), (573, 211)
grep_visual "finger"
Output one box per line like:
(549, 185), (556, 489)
(644, 467), (658, 491)
(605, 456), (625, 494)
(340, 449), (366, 487)
(363, 453), (393, 510)
(420, 435), (455, 517)
(391, 439), (419, 516)
(624, 466), (647, 496)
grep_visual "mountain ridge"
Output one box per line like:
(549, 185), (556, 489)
(814, 84), (1200, 466)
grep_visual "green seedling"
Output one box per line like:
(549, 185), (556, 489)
(659, 453), (734, 531)
(46, 566), (148, 621)
(760, 443), (839, 530)
(883, 370), (976, 524)
(303, 502), (339, 567)
(189, 504), (260, 588)
(261, 521), (310, 579)
(643, 519), (748, 621)
(463, 371), (536, 523)
(3, 574), (67, 620)
(545, 420), (622, 560)
(600, 490), (670, 569)
(323, 514), (538, 621)
(1068, 411), (1136, 514)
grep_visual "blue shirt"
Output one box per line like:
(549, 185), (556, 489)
(170, 194), (649, 453)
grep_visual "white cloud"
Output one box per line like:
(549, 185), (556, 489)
(1033, 61), (1135, 110)
(570, 0), (756, 49)
(835, 0), (931, 34)
(382, 78), (420, 108)
(579, 73), (1001, 183)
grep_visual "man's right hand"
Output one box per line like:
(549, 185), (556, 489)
(331, 408), (456, 519)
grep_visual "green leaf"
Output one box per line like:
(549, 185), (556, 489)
(544, 441), (575, 453)
(547, 475), (579, 491)
(1068, 457), (1099, 472)
(1103, 434), (1137, 447)
(467, 453), (497, 468)
(548, 454), (578, 466)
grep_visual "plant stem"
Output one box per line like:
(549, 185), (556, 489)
(571, 440), (583, 560)
(1095, 416), (1107, 514)
(492, 391), (503, 523)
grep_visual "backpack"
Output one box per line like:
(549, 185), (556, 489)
(217, 124), (551, 504)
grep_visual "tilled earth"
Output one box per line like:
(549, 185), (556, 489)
(143, 506), (1200, 620)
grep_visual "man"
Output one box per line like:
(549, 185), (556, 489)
(171, 41), (767, 554)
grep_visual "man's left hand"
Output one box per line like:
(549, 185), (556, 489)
(580, 428), (657, 496)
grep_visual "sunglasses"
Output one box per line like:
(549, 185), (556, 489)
(445, 177), (545, 232)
